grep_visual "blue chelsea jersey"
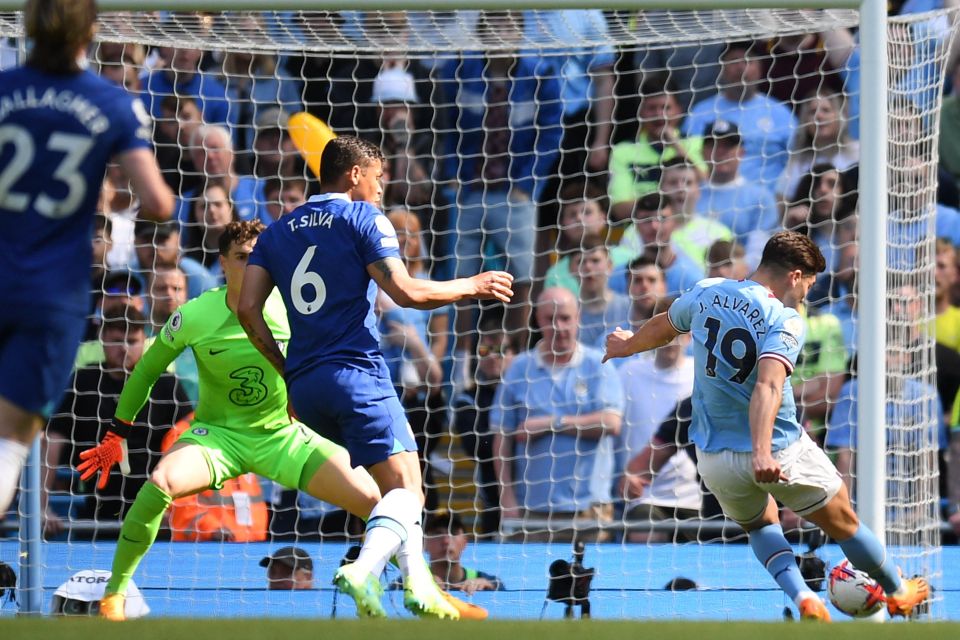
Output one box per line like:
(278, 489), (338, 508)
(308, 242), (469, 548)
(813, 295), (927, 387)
(249, 194), (402, 382)
(667, 278), (807, 453)
(0, 67), (152, 312)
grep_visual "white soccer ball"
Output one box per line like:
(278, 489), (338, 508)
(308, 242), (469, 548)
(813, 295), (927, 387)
(827, 559), (886, 618)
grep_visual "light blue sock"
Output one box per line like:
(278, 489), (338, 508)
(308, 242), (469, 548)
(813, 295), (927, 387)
(749, 524), (811, 602)
(837, 524), (902, 594)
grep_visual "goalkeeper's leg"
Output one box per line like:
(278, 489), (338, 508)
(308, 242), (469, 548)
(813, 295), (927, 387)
(102, 442), (212, 620)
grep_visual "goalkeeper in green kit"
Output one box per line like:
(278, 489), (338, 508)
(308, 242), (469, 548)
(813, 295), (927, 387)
(79, 220), (383, 621)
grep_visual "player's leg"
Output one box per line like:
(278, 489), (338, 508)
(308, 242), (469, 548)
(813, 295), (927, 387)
(291, 363), (425, 579)
(697, 447), (827, 619)
(102, 427), (231, 620)
(0, 396), (40, 515)
(802, 483), (929, 616)
(772, 434), (928, 617)
(364, 451), (459, 619)
(247, 420), (392, 617)
(365, 449), (427, 578)
(301, 448), (381, 517)
(0, 309), (85, 514)
(253, 421), (382, 520)
(741, 497), (828, 619)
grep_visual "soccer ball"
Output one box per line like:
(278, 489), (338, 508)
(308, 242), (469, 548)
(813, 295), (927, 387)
(827, 560), (886, 617)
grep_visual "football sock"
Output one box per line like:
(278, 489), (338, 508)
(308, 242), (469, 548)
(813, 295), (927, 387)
(749, 523), (812, 604)
(105, 482), (172, 596)
(386, 488), (431, 582)
(350, 488), (410, 579)
(0, 438), (29, 515)
(837, 524), (902, 594)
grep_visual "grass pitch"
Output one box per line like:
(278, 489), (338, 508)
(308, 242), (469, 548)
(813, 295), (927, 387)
(4, 619), (960, 640)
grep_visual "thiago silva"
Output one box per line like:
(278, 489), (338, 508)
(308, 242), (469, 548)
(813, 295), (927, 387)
(237, 136), (513, 618)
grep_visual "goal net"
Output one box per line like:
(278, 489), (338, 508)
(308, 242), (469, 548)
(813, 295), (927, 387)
(0, 5), (953, 621)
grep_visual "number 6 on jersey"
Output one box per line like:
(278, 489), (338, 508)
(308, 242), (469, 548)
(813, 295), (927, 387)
(291, 245), (326, 315)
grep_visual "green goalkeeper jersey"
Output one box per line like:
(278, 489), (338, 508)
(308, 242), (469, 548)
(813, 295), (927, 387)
(115, 286), (291, 431)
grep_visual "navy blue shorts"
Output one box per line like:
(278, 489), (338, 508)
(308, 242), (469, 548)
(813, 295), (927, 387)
(0, 304), (86, 417)
(288, 363), (417, 468)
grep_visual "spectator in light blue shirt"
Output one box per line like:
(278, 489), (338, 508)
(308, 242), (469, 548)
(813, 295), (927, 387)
(612, 194), (704, 297)
(492, 287), (623, 541)
(570, 240), (632, 348)
(683, 40), (797, 188)
(695, 119), (778, 267)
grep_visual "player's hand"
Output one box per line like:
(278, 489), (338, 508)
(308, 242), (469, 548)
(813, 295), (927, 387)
(470, 271), (514, 303)
(77, 419), (132, 490)
(603, 327), (635, 363)
(752, 451), (787, 484)
(619, 472), (649, 500)
(459, 577), (497, 595)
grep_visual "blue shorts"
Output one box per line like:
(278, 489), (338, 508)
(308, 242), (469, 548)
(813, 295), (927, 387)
(0, 304), (86, 417)
(288, 363), (417, 468)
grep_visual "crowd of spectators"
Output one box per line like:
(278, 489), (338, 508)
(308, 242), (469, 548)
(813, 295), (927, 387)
(20, 4), (960, 544)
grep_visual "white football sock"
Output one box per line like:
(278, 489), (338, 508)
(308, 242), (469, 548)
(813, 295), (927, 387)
(350, 488), (418, 579)
(352, 527), (402, 579)
(398, 520), (430, 582)
(0, 438), (29, 515)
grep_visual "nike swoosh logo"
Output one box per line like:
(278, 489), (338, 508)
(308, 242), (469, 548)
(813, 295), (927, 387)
(121, 534), (142, 543)
(209, 348), (228, 355)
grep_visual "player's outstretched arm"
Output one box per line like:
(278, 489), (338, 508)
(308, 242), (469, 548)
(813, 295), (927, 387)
(78, 338), (182, 488)
(118, 147), (175, 222)
(603, 312), (679, 362)
(368, 257), (513, 310)
(237, 264), (286, 376)
(749, 358), (789, 484)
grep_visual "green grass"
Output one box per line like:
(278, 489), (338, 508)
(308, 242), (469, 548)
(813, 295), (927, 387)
(3, 619), (960, 640)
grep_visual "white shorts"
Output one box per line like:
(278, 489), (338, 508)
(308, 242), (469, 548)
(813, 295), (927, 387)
(696, 433), (843, 525)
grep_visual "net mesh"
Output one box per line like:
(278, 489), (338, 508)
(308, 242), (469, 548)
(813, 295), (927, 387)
(0, 6), (953, 621)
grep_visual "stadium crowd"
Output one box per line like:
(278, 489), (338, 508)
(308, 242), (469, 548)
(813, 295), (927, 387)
(7, 3), (960, 545)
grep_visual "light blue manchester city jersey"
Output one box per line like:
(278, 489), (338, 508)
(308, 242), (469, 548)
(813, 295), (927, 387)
(667, 278), (806, 453)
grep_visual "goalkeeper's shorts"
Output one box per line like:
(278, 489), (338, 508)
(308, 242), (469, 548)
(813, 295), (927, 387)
(175, 420), (342, 490)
